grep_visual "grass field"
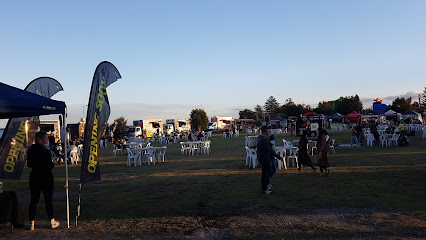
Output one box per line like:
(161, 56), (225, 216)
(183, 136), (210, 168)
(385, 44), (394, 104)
(1, 130), (426, 239)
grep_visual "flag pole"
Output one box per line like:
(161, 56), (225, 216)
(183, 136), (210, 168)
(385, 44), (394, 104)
(76, 182), (82, 226)
(63, 113), (70, 228)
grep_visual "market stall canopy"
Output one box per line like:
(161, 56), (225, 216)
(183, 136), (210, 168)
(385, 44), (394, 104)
(402, 110), (422, 120)
(344, 111), (362, 118)
(384, 109), (397, 115)
(381, 109), (399, 117)
(0, 82), (66, 119)
(402, 110), (419, 116)
(327, 112), (343, 119)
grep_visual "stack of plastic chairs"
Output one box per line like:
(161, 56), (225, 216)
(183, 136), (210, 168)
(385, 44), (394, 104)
(244, 146), (257, 168)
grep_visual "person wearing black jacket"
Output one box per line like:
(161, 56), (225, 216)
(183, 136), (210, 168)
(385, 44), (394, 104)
(27, 130), (59, 230)
(296, 130), (316, 175)
(257, 126), (281, 194)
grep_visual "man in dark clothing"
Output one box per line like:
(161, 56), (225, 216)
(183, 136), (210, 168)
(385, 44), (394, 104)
(369, 121), (379, 145)
(257, 126), (281, 194)
(27, 130), (59, 230)
(48, 134), (55, 150)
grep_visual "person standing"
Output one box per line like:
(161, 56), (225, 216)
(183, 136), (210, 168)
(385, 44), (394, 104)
(27, 130), (60, 230)
(350, 126), (358, 146)
(356, 124), (363, 145)
(317, 128), (330, 176)
(257, 126), (281, 194)
(296, 130), (316, 175)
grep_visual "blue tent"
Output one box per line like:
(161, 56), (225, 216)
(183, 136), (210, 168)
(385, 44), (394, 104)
(326, 112), (343, 122)
(270, 116), (285, 121)
(0, 82), (66, 118)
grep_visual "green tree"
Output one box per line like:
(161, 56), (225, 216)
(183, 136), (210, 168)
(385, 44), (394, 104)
(110, 116), (127, 138)
(189, 108), (209, 131)
(264, 96), (280, 117)
(390, 97), (412, 113)
(254, 104), (263, 124)
(334, 95), (363, 115)
(314, 101), (332, 115)
(238, 109), (256, 119)
(362, 108), (374, 115)
(419, 87), (426, 111)
(278, 98), (306, 118)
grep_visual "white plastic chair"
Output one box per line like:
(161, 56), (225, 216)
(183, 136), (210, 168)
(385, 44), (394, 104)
(365, 133), (374, 146)
(274, 147), (287, 169)
(379, 135), (388, 147)
(144, 147), (156, 165)
(247, 148), (257, 168)
(245, 146), (251, 167)
(388, 133), (399, 147)
(70, 145), (79, 164)
(311, 141), (317, 156)
(126, 148), (140, 166)
(156, 146), (167, 163)
(329, 139), (336, 154)
(180, 142), (190, 155)
(113, 145), (123, 156)
(201, 141), (211, 154)
(190, 142), (200, 155)
(286, 147), (298, 168)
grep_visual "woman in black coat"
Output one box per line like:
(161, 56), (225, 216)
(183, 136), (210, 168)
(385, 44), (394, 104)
(27, 130), (60, 230)
(296, 130), (316, 175)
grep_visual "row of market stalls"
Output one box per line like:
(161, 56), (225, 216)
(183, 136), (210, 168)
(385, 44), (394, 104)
(287, 110), (423, 135)
(326, 110), (423, 124)
(241, 109), (423, 134)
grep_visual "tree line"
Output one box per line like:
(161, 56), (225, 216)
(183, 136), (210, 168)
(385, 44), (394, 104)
(110, 88), (426, 134)
(239, 87), (426, 121)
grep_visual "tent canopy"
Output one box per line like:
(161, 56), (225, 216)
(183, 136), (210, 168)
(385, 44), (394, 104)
(402, 110), (421, 121)
(382, 109), (399, 117)
(344, 111), (361, 118)
(402, 110), (419, 116)
(383, 109), (397, 115)
(270, 116), (285, 121)
(327, 112), (343, 119)
(0, 82), (66, 119)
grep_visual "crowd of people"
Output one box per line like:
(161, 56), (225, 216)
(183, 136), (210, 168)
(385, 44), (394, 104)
(347, 120), (412, 147)
(256, 126), (332, 195)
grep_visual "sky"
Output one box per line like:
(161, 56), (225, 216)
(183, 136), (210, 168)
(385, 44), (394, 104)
(1, 1), (425, 127)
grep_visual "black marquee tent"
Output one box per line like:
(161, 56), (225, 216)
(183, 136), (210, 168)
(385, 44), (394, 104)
(0, 82), (65, 118)
(0, 81), (70, 227)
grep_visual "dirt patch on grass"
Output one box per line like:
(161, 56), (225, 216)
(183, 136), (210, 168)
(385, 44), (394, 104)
(2, 208), (425, 240)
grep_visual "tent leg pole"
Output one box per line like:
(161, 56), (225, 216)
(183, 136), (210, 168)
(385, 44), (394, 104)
(63, 113), (70, 229)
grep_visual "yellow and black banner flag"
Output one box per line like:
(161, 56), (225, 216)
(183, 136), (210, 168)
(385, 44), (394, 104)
(0, 77), (63, 180)
(80, 62), (121, 184)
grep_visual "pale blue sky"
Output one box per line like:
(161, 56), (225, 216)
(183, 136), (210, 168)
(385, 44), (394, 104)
(1, 1), (425, 126)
